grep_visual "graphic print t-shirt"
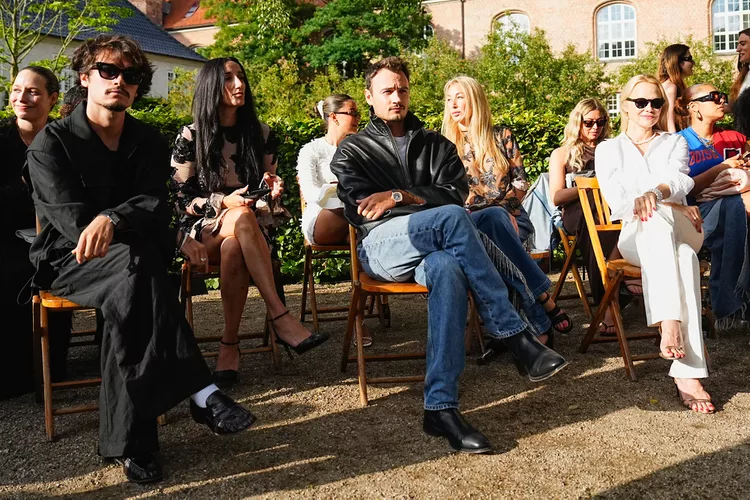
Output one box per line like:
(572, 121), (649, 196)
(677, 127), (747, 177)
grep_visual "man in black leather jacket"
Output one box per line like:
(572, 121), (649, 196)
(331, 57), (568, 454)
(27, 35), (255, 483)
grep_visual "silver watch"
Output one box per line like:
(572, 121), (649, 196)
(391, 190), (403, 204)
(645, 188), (663, 202)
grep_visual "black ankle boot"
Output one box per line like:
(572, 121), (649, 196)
(423, 408), (492, 454)
(502, 328), (569, 382)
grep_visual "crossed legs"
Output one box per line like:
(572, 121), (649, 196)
(202, 207), (312, 371)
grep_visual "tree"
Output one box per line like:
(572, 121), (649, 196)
(200, 0), (308, 69)
(0, 0), (129, 87)
(299, 0), (431, 74)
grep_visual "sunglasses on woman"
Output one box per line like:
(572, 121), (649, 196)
(679, 55), (694, 63)
(94, 62), (144, 85)
(334, 110), (360, 118)
(626, 97), (666, 109)
(689, 91), (728, 105)
(583, 118), (608, 128)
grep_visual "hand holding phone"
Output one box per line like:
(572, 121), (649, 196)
(242, 187), (271, 200)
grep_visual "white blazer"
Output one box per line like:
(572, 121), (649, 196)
(595, 132), (694, 222)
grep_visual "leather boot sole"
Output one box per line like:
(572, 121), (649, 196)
(423, 424), (492, 454)
(527, 360), (570, 382)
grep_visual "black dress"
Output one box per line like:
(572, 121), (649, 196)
(0, 118), (70, 400)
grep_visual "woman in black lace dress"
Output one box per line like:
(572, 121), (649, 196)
(171, 57), (328, 386)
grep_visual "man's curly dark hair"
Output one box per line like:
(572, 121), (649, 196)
(70, 34), (154, 99)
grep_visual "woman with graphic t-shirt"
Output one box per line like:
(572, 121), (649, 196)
(677, 83), (750, 331)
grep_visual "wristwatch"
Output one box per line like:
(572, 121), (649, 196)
(645, 188), (663, 202)
(391, 190), (404, 205)
(100, 210), (123, 229)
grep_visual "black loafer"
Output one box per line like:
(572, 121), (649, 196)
(423, 408), (492, 454)
(190, 390), (256, 435)
(502, 328), (569, 382)
(113, 454), (163, 484)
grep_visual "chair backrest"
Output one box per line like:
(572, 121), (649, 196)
(348, 225), (360, 284)
(575, 177), (621, 287)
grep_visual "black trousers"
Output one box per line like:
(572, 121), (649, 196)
(49, 241), (212, 457)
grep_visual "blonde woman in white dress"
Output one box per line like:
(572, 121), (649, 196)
(596, 74), (714, 414)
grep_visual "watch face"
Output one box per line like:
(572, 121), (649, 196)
(392, 191), (403, 202)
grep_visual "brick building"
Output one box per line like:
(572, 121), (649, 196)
(424, 0), (742, 62)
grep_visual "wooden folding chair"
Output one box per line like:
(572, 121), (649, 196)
(575, 177), (663, 381)
(181, 262), (281, 370)
(297, 191), (390, 333)
(341, 225), (483, 405)
(551, 227), (593, 319)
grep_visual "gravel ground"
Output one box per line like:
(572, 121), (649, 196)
(2, 278), (750, 499)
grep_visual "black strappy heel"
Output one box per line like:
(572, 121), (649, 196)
(213, 340), (240, 388)
(537, 293), (573, 334)
(271, 310), (330, 358)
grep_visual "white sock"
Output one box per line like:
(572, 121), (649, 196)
(190, 384), (219, 408)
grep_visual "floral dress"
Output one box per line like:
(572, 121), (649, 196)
(170, 122), (289, 242)
(461, 125), (529, 215)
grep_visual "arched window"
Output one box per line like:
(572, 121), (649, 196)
(596, 3), (636, 60)
(495, 12), (531, 35)
(712, 0), (750, 52)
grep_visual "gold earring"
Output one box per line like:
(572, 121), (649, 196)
(696, 110), (703, 121)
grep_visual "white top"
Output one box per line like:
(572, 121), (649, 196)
(741, 71), (750, 95)
(595, 132), (693, 222)
(296, 137), (342, 244)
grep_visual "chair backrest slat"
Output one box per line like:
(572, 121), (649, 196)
(574, 177), (620, 288)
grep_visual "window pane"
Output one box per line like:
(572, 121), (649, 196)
(624, 6), (635, 20)
(612, 5), (621, 20)
(729, 14), (741, 30)
(714, 0), (725, 13)
(613, 23), (622, 38)
(624, 22), (635, 38)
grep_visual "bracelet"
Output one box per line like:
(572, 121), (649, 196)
(645, 187), (663, 202)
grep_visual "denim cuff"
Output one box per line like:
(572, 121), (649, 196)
(424, 403), (459, 411)
(485, 323), (527, 340)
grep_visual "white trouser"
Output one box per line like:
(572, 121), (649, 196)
(618, 205), (708, 379)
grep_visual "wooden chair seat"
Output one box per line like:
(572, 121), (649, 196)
(606, 259), (642, 278)
(39, 291), (83, 310)
(359, 274), (428, 294)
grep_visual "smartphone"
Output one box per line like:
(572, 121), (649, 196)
(724, 148), (742, 160)
(242, 187), (271, 200)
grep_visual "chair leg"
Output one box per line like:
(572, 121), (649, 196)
(570, 262), (593, 320)
(376, 294), (386, 328)
(308, 258), (320, 334)
(341, 287), (360, 372)
(32, 296), (43, 404)
(268, 312), (281, 370)
(579, 272), (621, 353)
(300, 246), (311, 323)
(608, 277), (637, 381)
(552, 241), (575, 301)
(40, 305), (55, 441)
(355, 294), (369, 406)
(157, 414), (167, 426)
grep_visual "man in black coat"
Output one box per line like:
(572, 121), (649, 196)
(330, 57), (568, 454)
(26, 35), (254, 483)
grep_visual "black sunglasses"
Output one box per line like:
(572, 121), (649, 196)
(690, 91), (728, 105)
(334, 110), (361, 118)
(626, 97), (666, 109)
(583, 118), (608, 128)
(680, 55), (694, 63)
(94, 62), (144, 85)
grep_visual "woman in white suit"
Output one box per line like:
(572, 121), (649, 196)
(596, 74), (713, 413)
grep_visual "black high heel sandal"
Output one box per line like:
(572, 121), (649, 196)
(271, 310), (330, 358)
(537, 293), (573, 334)
(213, 340), (240, 388)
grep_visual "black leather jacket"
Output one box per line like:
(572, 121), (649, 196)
(330, 110), (468, 237)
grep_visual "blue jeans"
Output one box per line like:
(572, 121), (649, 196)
(470, 207), (552, 334)
(359, 205), (527, 410)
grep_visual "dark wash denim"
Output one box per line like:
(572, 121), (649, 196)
(358, 205), (527, 410)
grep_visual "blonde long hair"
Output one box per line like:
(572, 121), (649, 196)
(620, 74), (670, 132)
(562, 98), (611, 172)
(441, 76), (509, 195)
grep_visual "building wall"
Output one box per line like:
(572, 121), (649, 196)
(169, 26), (220, 49)
(7, 38), (203, 98)
(425, 0), (716, 60)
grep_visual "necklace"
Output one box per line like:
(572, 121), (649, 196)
(696, 133), (714, 148)
(627, 132), (657, 145)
